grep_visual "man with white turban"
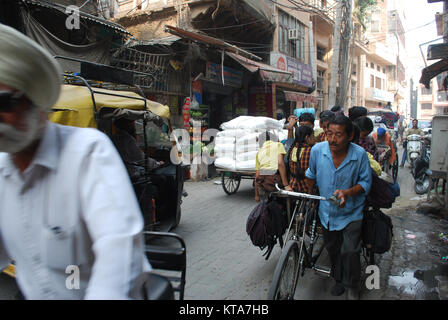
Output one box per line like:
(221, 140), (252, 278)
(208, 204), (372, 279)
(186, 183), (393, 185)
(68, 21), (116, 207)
(0, 23), (151, 299)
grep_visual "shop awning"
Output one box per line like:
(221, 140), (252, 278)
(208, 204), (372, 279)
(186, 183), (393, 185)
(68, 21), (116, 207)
(164, 25), (262, 61)
(20, 0), (131, 35)
(283, 90), (317, 104)
(420, 58), (448, 88)
(225, 52), (292, 83)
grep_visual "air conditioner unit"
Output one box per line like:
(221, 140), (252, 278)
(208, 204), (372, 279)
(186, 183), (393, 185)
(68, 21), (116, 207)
(288, 29), (299, 40)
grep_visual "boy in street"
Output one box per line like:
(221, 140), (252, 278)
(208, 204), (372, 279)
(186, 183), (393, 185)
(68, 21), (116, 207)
(305, 115), (372, 300)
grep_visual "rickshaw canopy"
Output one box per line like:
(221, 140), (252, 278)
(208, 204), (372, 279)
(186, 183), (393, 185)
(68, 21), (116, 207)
(50, 84), (170, 128)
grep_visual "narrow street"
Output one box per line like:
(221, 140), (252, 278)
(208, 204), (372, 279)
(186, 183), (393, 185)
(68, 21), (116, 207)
(0, 150), (446, 300)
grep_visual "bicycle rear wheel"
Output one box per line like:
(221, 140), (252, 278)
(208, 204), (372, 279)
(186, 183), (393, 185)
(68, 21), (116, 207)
(267, 240), (302, 300)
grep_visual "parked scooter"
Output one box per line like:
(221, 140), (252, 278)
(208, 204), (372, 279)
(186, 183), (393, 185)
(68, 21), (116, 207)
(407, 134), (423, 169)
(412, 135), (432, 195)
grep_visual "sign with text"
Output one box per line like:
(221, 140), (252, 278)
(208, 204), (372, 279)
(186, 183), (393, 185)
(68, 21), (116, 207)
(206, 62), (243, 87)
(270, 52), (313, 88)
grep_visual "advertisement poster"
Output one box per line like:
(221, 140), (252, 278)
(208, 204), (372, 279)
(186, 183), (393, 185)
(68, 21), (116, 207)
(205, 62), (243, 87)
(182, 97), (191, 130)
(249, 86), (273, 117)
(192, 80), (203, 105)
(270, 52), (313, 88)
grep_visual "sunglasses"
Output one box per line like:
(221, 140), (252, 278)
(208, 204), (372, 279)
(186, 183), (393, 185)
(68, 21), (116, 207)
(0, 91), (25, 113)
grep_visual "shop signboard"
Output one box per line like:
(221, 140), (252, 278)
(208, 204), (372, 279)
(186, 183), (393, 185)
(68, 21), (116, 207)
(270, 52), (313, 88)
(249, 86), (273, 117)
(372, 88), (394, 102)
(205, 62), (243, 87)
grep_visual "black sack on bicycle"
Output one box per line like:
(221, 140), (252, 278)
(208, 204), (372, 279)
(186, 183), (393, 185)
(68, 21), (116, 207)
(366, 173), (396, 209)
(246, 198), (288, 260)
(362, 207), (393, 254)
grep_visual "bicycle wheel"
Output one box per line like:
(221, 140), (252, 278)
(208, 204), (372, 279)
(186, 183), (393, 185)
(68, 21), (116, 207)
(267, 240), (302, 300)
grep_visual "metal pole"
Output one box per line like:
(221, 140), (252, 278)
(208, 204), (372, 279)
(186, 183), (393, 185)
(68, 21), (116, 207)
(328, 0), (343, 109)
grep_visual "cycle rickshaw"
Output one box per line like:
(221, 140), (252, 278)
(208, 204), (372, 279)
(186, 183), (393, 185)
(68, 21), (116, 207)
(368, 109), (399, 182)
(267, 185), (378, 300)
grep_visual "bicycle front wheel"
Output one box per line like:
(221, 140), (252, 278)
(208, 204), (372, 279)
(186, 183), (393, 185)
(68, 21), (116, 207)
(267, 240), (302, 300)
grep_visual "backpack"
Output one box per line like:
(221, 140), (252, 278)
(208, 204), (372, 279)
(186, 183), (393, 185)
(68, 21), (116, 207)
(366, 173), (398, 209)
(362, 207), (393, 254)
(246, 198), (288, 260)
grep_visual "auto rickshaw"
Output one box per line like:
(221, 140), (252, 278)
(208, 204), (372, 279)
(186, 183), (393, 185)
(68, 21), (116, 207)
(50, 64), (185, 232)
(2, 59), (187, 299)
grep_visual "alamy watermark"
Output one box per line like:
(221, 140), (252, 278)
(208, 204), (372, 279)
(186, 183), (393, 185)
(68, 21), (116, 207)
(365, 265), (380, 290)
(65, 5), (80, 30)
(65, 265), (80, 290)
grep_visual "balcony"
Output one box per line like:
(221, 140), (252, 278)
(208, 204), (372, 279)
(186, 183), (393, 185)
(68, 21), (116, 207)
(308, 0), (337, 23)
(365, 87), (394, 103)
(368, 42), (396, 66)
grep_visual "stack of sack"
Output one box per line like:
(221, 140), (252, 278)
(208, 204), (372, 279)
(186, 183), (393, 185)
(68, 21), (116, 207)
(214, 116), (287, 172)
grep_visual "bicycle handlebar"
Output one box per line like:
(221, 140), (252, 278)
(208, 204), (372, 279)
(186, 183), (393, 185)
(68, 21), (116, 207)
(274, 184), (340, 206)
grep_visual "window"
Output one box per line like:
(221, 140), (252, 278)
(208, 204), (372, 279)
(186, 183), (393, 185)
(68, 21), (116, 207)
(369, 9), (381, 32)
(317, 46), (326, 61)
(370, 20), (380, 32)
(377, 65), (381, 72)
(383, 68), (386, 73)
(371, 62), (375, 69)
(421, 103), (432, 110)
(278, 9), (305, 61)
(375, 77), (382, 89)
(370, 75), (375, 88)
(366, 62), (369, 67)
(421, 86), (432, 95)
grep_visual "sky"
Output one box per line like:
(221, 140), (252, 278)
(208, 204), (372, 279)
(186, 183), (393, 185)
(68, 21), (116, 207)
(401, 0), (444, 81)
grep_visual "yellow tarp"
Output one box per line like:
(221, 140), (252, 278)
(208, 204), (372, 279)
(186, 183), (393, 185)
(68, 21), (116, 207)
(49, 85), (170, 128)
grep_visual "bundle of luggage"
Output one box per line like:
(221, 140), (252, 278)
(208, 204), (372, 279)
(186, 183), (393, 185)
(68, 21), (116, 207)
(214, 116), (287, 172)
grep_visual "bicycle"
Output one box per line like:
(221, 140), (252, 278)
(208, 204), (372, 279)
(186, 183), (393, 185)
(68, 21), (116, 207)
(267, 185), (339, 300)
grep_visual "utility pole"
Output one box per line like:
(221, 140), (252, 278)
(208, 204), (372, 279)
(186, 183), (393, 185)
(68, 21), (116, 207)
(336, 0), (353, 108)
(328, 0), (343, 109)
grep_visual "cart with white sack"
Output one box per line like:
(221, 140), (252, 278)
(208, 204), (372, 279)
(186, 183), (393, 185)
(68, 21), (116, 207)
(213, 116), (287, 195)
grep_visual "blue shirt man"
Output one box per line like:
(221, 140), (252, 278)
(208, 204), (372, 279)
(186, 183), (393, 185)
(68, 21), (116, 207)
(305, 141), (372, 231)
(305, 115), (372, 299)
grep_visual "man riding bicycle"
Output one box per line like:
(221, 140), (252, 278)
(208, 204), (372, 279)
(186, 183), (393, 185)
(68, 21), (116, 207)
(305, 115), (372, 300)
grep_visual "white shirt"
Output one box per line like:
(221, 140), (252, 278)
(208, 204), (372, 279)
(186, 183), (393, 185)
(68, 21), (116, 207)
(0, 122), (151, 299)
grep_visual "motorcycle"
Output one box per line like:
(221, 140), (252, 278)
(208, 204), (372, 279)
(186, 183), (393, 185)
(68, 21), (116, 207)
(407, 134), (423, 169)
(412, 135), (432, 195)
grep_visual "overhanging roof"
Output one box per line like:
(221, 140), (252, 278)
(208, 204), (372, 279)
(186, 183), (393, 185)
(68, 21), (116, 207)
(20, 0), (131, 35)
(225, 52), (292, 83)
(420, 58), (448, 88)
(164, 25), (262, 61)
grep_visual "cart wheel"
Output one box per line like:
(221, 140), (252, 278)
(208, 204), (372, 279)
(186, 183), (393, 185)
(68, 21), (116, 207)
(221, 172), (241, 195)
(392, 154), (399, 182)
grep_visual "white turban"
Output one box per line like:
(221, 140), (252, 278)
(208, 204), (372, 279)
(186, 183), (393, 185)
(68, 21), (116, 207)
(0, 23), (61, 111)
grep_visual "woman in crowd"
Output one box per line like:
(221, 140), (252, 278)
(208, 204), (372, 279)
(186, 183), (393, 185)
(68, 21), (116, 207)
(286, 125), (316, 193)
(354, 116), (379, 161)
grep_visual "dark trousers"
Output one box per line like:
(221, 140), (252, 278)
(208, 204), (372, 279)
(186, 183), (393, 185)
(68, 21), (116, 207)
(322, 220), (363, 289)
